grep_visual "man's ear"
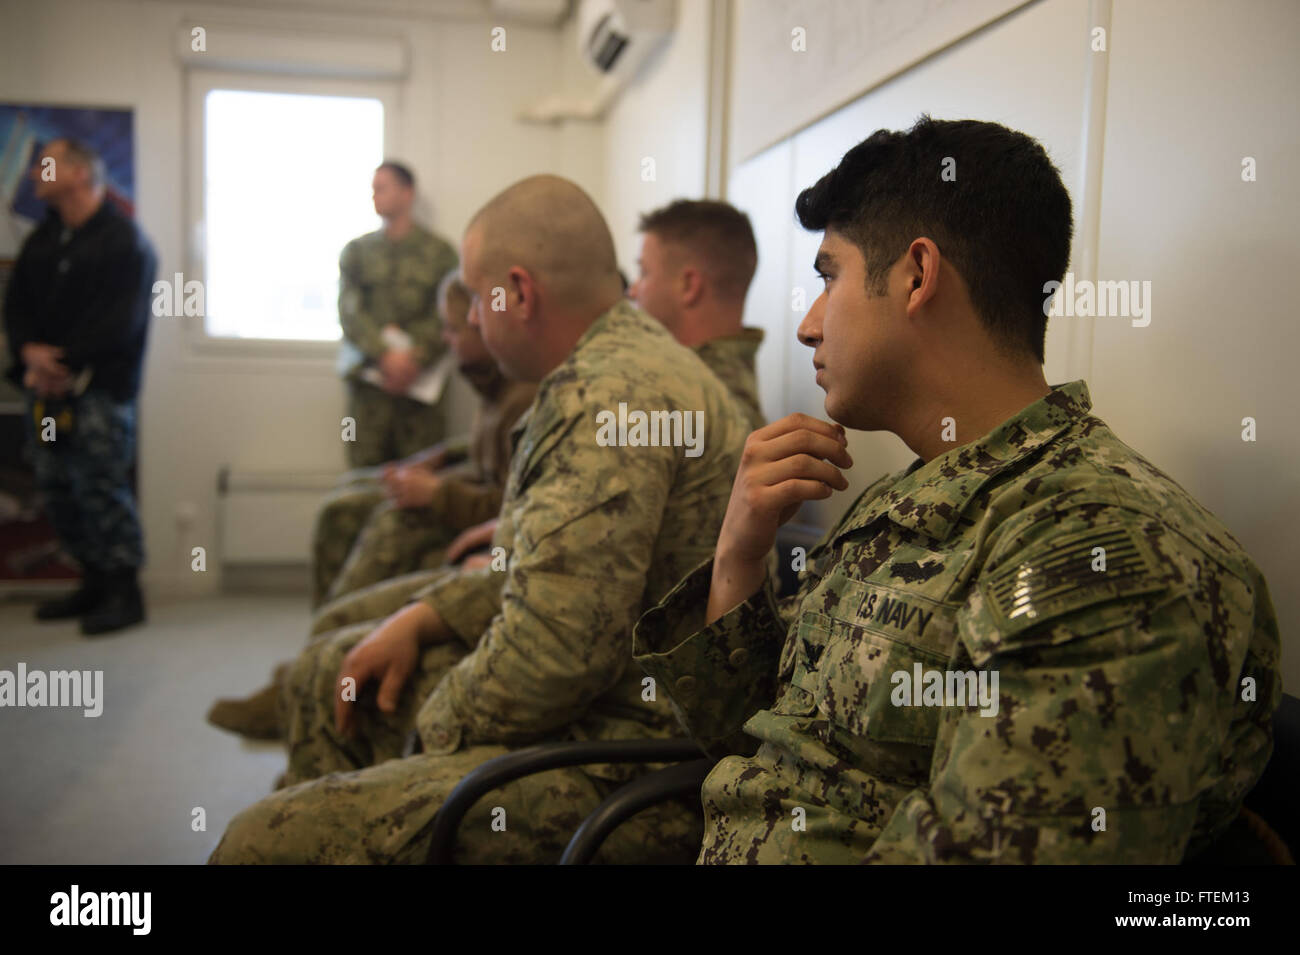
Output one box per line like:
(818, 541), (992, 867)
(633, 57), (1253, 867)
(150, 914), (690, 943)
(680, 267), (705, 308)
(904, 238), (942, 316)
(507, 266), (537, 321)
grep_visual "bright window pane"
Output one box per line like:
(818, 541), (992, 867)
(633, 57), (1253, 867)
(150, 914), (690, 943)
(203, 90), (384, 341)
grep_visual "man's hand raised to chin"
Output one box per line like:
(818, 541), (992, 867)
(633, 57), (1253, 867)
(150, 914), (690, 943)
(707, 414), (853, 625)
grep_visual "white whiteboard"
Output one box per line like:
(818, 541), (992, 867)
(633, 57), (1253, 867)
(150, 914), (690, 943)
(728, 0), (1035, 164)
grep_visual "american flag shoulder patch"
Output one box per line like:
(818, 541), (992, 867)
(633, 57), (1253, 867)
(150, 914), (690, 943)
(979, 523), (1172, 635)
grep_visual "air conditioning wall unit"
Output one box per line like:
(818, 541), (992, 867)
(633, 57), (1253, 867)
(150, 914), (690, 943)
(578, 0), (674, 77)
(520, 0), (675, 122)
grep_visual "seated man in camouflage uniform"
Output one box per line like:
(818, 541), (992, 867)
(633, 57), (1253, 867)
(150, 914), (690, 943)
(206, 274), (535, 740)
(633, 116), (1281, 864)
(630, 198), (766, 433)
(209, 175), (750, 864)
(300, 196), (773, 639)
(314, 272), (536, 607)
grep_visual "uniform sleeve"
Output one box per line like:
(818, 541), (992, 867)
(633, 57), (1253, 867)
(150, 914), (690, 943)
(413, 563), (504, 650)
(438, 434), (471, 467)
(415, 393), (676, 753)
(426, 477), (503, 529)
(404, 242), (458, 367)
(337, 241), (384, 359)
(632, 559), (789, 757)
(861, 508), (1277, 864)
(60, 229), (155, 370)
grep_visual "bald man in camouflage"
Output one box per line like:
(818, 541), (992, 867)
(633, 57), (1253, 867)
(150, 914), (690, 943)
(338, 161), (459, 467)
(633, 116), (1281, 864)
(210, 175), (751, 864)
(206, 273), (535, 741)
(304, 197), (773, 638)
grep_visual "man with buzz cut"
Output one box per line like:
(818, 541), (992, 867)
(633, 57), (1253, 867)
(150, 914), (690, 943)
(422, 196), (773, 574)
(631, 198), (766, 432)
(338, 160), (459, 467)
(633, 115), (1281, 864)
(210, 174), (751, 864)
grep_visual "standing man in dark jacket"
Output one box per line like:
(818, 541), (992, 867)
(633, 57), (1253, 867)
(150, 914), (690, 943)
(3, 137), (157, 636)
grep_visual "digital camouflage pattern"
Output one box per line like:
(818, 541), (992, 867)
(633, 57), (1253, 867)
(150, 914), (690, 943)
(344, 381), (446, 469)
(337, 225), (459, 375)
(210, 300), (749, 864)
(634, 380), (1281, 864)
(309, 328), (761, 619)
(694, 326), (766, 432)
(22, 389), (143, 572)
(313, 366), (536, 607)
(310, 567), (461, 638)
(338, 224), (459, 466)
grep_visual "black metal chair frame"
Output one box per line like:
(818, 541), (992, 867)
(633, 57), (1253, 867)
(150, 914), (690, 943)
(426, 738), (711, 864)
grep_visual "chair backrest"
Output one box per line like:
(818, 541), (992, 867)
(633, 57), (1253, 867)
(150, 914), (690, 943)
(1242, 691), (1299, 856)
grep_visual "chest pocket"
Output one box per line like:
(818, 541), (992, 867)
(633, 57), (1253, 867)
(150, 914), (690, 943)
(788, 543), (973, 746)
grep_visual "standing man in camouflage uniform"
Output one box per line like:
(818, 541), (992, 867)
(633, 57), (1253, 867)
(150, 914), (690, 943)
(634, 116), (1281, 864)
(210, 175), (750, 864)
(3, 138), (157, 636)
(338, 161), (459, 467)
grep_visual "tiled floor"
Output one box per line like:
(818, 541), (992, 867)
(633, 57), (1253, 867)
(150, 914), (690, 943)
(0, 592), (309, 864)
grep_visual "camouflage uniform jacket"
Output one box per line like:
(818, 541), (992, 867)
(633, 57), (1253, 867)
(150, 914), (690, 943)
(411, 300), (751, 777)
(633, 380), (1281, 863)
(694, 327), (766, 432)
(337, 225), (459, 378)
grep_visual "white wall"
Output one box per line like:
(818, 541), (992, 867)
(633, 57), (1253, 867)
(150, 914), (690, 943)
(598, 0), (713, 277)
(0, 0), (596, 595)
(1090, 0), (1300, 689)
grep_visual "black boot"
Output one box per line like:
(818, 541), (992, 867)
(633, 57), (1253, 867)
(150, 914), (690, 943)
(34, 568), (106, 621)
(80, 567), (146, 636)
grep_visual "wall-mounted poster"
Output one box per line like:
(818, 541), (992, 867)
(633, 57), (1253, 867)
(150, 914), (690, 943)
(0, 102), (136, 593)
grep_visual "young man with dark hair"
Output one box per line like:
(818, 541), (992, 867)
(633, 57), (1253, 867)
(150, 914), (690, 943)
(633, 116), (1280, 864)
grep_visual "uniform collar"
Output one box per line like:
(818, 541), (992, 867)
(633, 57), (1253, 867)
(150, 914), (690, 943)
(692, 326), (764, 362)
(567, 298), (644, 357)
(835, 380), (1094, 544)
(509, 299), (644, 457)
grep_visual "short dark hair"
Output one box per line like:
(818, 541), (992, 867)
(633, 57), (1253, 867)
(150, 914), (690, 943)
(638, 199), (758, 302)
(794, 115), (1073, 362)
(376, 160), (415, 190)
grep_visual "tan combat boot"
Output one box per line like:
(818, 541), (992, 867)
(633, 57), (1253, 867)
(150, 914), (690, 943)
(206, 662), (290, 740)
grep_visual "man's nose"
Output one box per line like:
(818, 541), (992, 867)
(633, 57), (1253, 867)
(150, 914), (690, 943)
(796, 291), (825, 348)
